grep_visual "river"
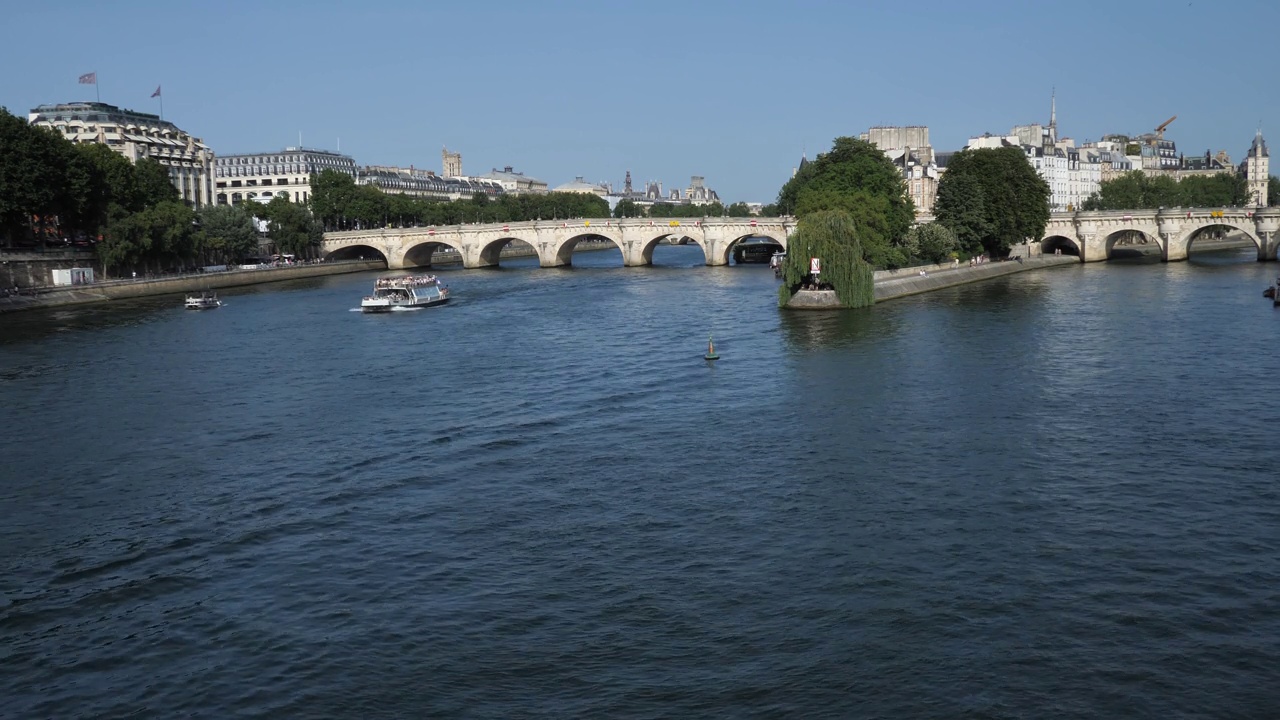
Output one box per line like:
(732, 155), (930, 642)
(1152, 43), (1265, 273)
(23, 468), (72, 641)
(2, 244), (1278, 718)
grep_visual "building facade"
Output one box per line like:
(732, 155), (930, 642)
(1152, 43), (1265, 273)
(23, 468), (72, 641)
(968, 96), (1101, 211)
(357, 165), (502, 200)
(685, 176), (720, 205)
(29, 101), (214, 207)
(474, 166), (548, 194)
(214, 148), (356, 206)
(1241, 131), (1269, 206)
(862, 126), (940, 217)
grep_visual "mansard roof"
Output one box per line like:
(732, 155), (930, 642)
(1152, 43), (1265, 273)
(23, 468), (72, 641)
(1250, 131), (1269, 157)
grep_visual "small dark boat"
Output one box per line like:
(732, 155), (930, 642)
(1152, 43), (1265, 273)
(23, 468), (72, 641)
(1265, 287), (1276, 299)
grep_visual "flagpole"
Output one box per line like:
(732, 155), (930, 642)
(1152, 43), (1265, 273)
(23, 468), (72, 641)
(159, 93), (164, 121)
(96, 76), (100, 103)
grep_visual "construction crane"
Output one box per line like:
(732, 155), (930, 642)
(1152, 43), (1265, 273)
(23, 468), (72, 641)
(1155, 115), (1177, 140)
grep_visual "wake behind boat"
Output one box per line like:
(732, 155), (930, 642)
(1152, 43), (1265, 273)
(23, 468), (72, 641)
(185, 291), (222, 310)
(361, 274), (450, 313)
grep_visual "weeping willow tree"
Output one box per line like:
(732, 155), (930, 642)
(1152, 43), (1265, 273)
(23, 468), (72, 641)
(777, 210), (874, 308)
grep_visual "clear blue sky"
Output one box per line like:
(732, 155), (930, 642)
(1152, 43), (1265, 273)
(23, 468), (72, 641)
(3, 0), (1275, 203)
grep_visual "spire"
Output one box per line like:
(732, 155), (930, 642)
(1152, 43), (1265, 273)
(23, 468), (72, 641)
(1050, 87), (1057, 130)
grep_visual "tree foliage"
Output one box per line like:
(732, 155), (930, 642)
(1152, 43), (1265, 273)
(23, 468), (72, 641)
(776, 210), (874, 309)
(935, 146), (1050, 258)
(262, 196), (323, 257)
(99, 200), (198, 275)
(775, 137), (915, 268)
(0, 106), (198, 276)
(308, 169), (614, 230)
(613, 198), (643, 218)
(198, 204), (261, 262)
(1081, 170), (1251, 210)
(1269, 176), (1280, 207)
(903, 222), (960, 264)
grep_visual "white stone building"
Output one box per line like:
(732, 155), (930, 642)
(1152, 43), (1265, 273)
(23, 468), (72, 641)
(29, 101), (214, 207)
(1241, 131), (1269, 206)
(861, 126), (940, 217)
(967, 96), (1101, 211)
(357, 165), (503, 200)
(552, 177), (609, 197)
(474, 166), (549, 194)
(214, 147), (357, 206)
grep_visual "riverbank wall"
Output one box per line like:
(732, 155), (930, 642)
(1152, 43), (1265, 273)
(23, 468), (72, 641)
(0, 250), (99, 289)
(874, 255), (1079, 301)
(0, 260), (383, 314)
(786, 256), (1078, 309)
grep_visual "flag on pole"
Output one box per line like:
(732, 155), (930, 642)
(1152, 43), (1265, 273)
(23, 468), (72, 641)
(151, 85), (161, 98)
(78, 72), (97, 84)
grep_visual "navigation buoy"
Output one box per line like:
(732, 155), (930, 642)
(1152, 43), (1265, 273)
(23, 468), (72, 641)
(704, 334), (719, 361)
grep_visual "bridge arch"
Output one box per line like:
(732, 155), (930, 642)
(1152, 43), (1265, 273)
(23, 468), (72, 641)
(723, 233), (787, 265)
(399, 237), (466, 268)
(324, 243), (388, 264)
(551, 232), (623, 266)
(475, 236), (536, 268)
(1103, 227), (1160, 260)
(1041, 235), (1081, 257)
(637, 231), (708, 266)
(1179, 222), (1261, 257)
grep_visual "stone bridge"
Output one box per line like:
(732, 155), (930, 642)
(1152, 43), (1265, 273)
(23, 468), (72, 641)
(1040, 207), (1280, 262)
(321, 217), (796, 269)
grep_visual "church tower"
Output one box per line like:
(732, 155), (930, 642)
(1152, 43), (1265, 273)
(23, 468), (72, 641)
(1245, 130), (1269, 206)
(442, 146), (462, 178)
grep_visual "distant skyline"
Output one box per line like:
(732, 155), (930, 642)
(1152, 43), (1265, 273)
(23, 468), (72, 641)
(3, 0), (1277, 203)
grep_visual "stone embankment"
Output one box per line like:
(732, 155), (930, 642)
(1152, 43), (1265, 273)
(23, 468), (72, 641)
(0, 260), (383, 314)
(873, 255), (1079, 301)
(786, 256), (1077, 309)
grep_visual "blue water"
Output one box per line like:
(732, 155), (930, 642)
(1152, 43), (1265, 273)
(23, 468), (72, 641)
(2, 245), (1278, 718)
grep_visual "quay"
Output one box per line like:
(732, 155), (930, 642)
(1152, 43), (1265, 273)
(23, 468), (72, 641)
(0, 259), (382, 314)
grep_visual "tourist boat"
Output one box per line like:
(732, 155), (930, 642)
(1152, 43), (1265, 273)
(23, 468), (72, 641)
(361, 274), (450, 313)
(184, 291), (222, 310)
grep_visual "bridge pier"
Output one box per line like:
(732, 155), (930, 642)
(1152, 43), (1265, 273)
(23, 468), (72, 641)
(1255, 212), (1280, 261)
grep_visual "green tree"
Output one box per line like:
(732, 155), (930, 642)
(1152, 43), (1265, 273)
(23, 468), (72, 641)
(265, 196), (323, 257)
(198, 204), (260, 262)
(933, 171), (990, 255)
(904, 222), (960, 264)
(0, 108), (72, 244)
(99, 206), (150, 276)
(776, 210), (875, 308)
(309, 169), (359, 229)
(1269, 176), (1280, 206)
(776, 136), (915, 265)
(135, 158), (179, 207)
(935, 146), (1050, 258)
(147, 200), (199, 267)
(73, 142), (143, 230)
(758, 203), (781, 217)
(1083, 170), (1250, 210)
(726, 202), (753, 217)
(613, 198), (643, 218)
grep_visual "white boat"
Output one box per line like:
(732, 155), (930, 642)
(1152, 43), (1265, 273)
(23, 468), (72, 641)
(361, 274), (450, 313)
(185, 291), (222, 310)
